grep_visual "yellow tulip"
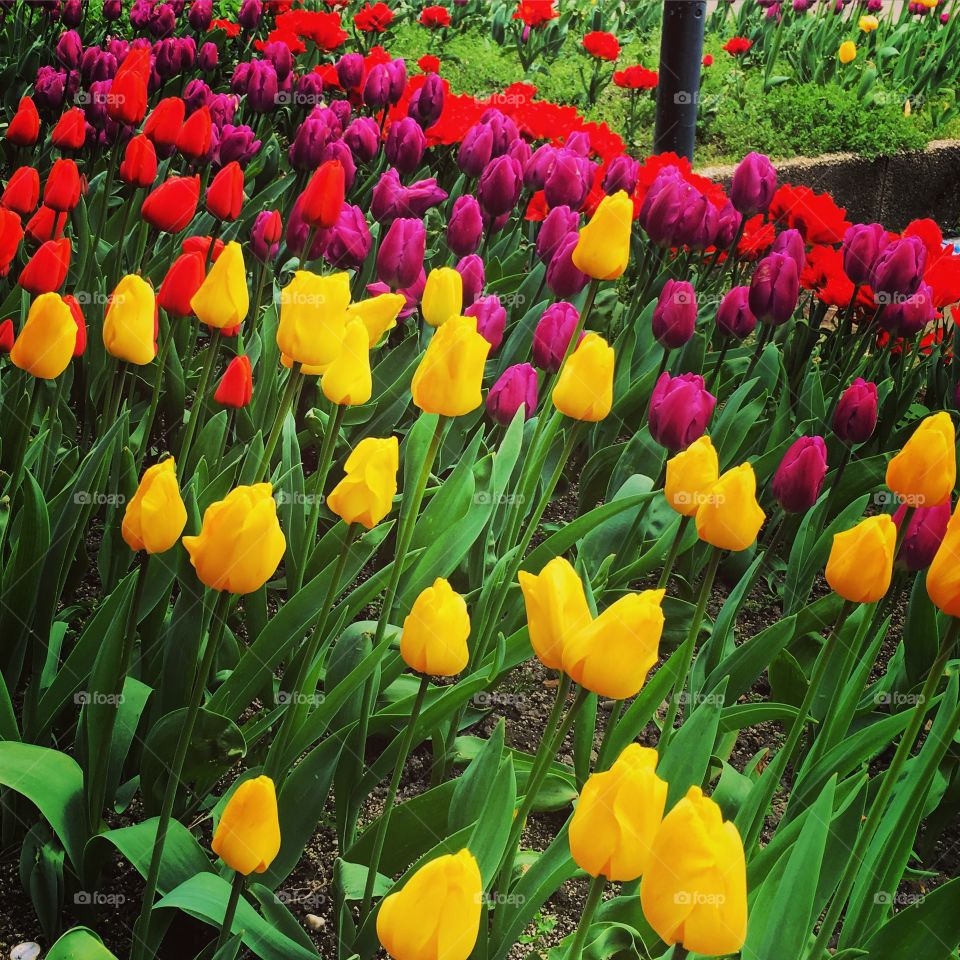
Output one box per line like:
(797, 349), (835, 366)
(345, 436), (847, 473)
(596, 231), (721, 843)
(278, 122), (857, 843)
(346, 292), (405, 346)
(569, 745), (667, 881)
(572, 190), (632, 281)
(562, 589), (664, 700)
(665, 435), (719, 517)
(326, 436), (399, 530)
(322, 318), (372, 406)
(102, 274), (156, 365)
(376, 849), (483, 960)
(517, 557), (592, 670)
(825, 514), (895, 603)
(421, 267), (463, 328)
(927, 507), (960, 616)
(838, 40), (857, 64)
(695, 462), (765, 551)
(277, 270), (351, 367)
(411, 314), (490, 417)
(211, 775), (281, 876)
(551, 333), (614, 422)
(640, 786), (747, 956)
(885, 412), (956, 508)
(190, 240), (249, 330)
(121, 457), (187, 554)
(858, 14), (879, 30)
(400, 577), (471, 676)
(182, 483), (285, 594)
(9, 292), (75, 379)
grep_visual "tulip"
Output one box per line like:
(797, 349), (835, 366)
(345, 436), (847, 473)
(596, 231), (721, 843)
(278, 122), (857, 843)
(411, 314), (490, 417)
(572, 190), (632, 280)
(886, 412), (956, 508)
(385, 117), (426, 175)
(477, 155), (523, 217)
(487, 363), (538, 425)
(122, 458), (188, 554)
(838, 39), (857, 63)
(870, 235), (926, 299)
(842, 223), (887, 287)
(183, 483), (286, 594)
(640, 786), (747, 956)
(321, 319), (372, 406)
(408, 73), (445, 128)
(176, 105), (212, 161)
(277, 271), (351, 367)
(25, 206), (57, 246)
(532, 302), (580, 372)
(0, 209), (23, 276)
(157, 251), (206, 318)
(51, 107), (86, 150)
(518, 556), (591, 670)
(447, 195), (484, 257)
(652, 279), (697, 349)
(696, 462), (766, 551)
(546, 232), (590, 298)
(749, 252), (799, 325)
(552, 333), (614, 422)
(570, 745), (667, 881)
(42, 159), (81, 214)
(109, 49), (150, 125)
(363, 63), (392, 109)
(211, 776), (280, 876)
(371, 169), (447, 222)
(337, 52), (364, 90)
(926, 508), (960, 615)
(730, 151), (776, 216)
(563, 590), (664, 699)
(346, 294), (405, 347)
(715, 286), (757, 340)
(206, 162), (245, 221)
(665, 435), (720, 517)
(216, 125), (261, 167)
(251, 209), (283, 263)
(288, 114), (336, 171)
(878, 282), (936, 337)
(648, 372), (716, 453)
(603, 155), (641, 196)
(400, 578), (471, 676)
(120, 134), (158, 188)
(377, 217), (426, 290)
(825, 514), (895, 603)
(772, 436), (828, 513)
(639, 169), (684, 247)
(191, 241), (249, 331)
(536, 205), (579, 265)
(103, 274), (156, 365)
(327, 436), (399, 530)
(894, 500), (950, 571)
(833, 378), (878, 445)
(6, 96), (40, 147)
(320, 203), (372, 271)
(141, 175), (201, 233)
(246, 60), (279, 112)
(421, 267), (463, 328)
(214, 355), (254, 409)
(198, 41), (218, 71)
(674, 189), (719, 251)
(1, 167), (41, 216)
(455, 254), (484, 308)
(300, 159), (345, 231)
(344, 116), (380, 164)
(465, 295), (506, 351)
(33, 67), (68, 114)
(376, 850), (483, 960)
(386, 59), (408, 103)
(64, 293), (86, 357)
(457, 122), (494, 177)
(19, 238), (71, 295)
(0, 320), (13, 353)
(9, 292), (75, 379)
(144, 98), (186, 154)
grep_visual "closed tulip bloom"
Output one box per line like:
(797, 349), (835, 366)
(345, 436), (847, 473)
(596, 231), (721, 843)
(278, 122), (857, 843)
(18, 238), (71, 295)
(377, 217), (426, 290)
(43, 159), (82, 213)
(533, 302), (580, 372)
(536, 204), (579, 265)
(886, 412), (956, 508)
(572, 190), (632, 280)
(300, 158), (345, 231)
(142, 175), (201, 233)
(400, 578), (471, 676)
(385, 117), (427, 175)
(278, 271), (351, 367)
(715, 286), (757, 340)
(870, 235), (927, 299)
(465, 295), (506, 351)
(603, 155), (641, 196)
(770, 227), (806, 272)
(652, 279), (697, 349)
(749, 252), (799, 325)
(842, 223), (887, 287)
(0, 209), (22, 276)
(51, 107), (86, 150)
(1, 166), (41, 216)
(411, 314), (490, 417)
(563, 590), (664, 700)
(879, 282), (936, 337)
(838, 40), (857, 63)
(457, 122), (495, 178)
(206, 161), (244, 221)
(251, 209), (283, 263)
(695, 463), (765, 551)
(121, 458), (188, 553)
(648, 372), (716, 453)
(552, 333), (614, 422)
(772, 436), (828, 513)
(447, 195), (483, 257)
(926, 508), (960, 615)
(109, 50), (150, 125)
(211, 776), (281, 876)
(346, 293), (405, 346)
(825, 514), (895, 603)
(103, 274), (156, 365)
(144, 97), (186, 153)
(183, 483), (285, 594)
(730, 151), (776, 216)
(547, 232), (590, 299)
(214, 355), (253, 409)
(0, 320), (13, 353)
(477, 154), (523, 217)
(640, 786), (747, 956)
(191, 241), (249, 331)
(833, 378), (878, 444)
(327, 436), (399, 530)
(377, 849), (482, 960)
(421, 266), (463, 328)
(176, 105), (212, 161)
(570, 745), (667, 881)
(639, 169), (685, 248)
(665, 435), (719, 517)
(25, 205), (57, 246)
(518, 556), (591, 670)
(321, 319), (372, 406)
(487, 362), (538, 425)
(6, 97), (40, 146)
(64, 293), (86, 356)
(895, 500), (950, 572)
(158, 251), (205, 318)
(455, 254), (484, 309)
(120, 134), (158, 188)
(9, 292), (75, 379)
(344, 116), (380, 164)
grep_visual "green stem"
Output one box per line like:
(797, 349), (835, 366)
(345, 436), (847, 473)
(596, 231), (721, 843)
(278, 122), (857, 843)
(254, 363), (302, 484)
(302, 402), (347, 579)
(595, 699), (624, 771)
(657, 516), (690, 590)
(178, 329), (222, 468)
(138, 311), (175, 467)
(566, 875), (606, 960)
(38, 374), (66, 487)
(360, 675), (431, 917)
(215, 871), (245, 953)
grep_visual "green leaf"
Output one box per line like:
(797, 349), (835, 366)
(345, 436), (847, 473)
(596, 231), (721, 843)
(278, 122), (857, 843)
(46, 927), (118, 960)
(862, 876), (960, 959)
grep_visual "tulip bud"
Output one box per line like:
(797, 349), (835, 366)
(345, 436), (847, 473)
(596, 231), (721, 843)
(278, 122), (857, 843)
(337, 52), (365, 90)
(206, 161), (244, 221)
(109, 49), (150, 125)
(246, 60), (279, 112)
(214, 355), (254, 409)
(327, 436), (399, 530)
(652, 279), (697, 350)
(400, 578), (471, 676)
(825, 514), (895, 603)
(894, 500), (950, 572)
(870, 234), (927, 299)
(715, 286), (757, 340)
(552, 333), (614, 422)
(638, 169), (684, 247)
(319, 203), (372, 271)
(18, 238), (71, 295)
(0, 320), (13, 353)
(6, 97), (40, 147)
(749, 252), (799, 325)
(191, 241), (249, 331)
(411, 314), (490, 417)
(770, 226), (806, 272)
(176, 105), (212, 162)
(1, 166), (41, 217)
(103, 274), (156, 365)
(546, 232), (590, 299)
(487, 362), (538, 425)
(9, 292), (75, 379)
(198, 41), (218, 71)
(42, 158), (82, 213)
(572, 190), (632, 280)
(278, 271), (351, 368)
(321, 319), (372, 406)
(518, 556), (591, 670)
(543, 151), (592, 210)
(386, 117), (427, 175)
(730, 151), (777, 216)
(408, 73), (445, 128)
(120, 134), (158, 188)
(563, 590), (665, 699)
(51, 107), (87, 151)
(536, 205), (579, 265)
(842, 223), (887, 287)
(455, 254), (484, 308)
(648, 372), (716, 453)
(603, 155), (641, 196)
(886, 412), (956, 508)
(533, 302), (580, 372)
(926, 508), (960, 615)
(211, 775), (280, 876)
(665, 435), (719, 517)
(0, 208), (23, 277)
(447, 195), (483, 258)
(158, 251), (206, 318)
(145, 98), (186, 155)
(250, 209), (283, 263)
(363, 63), (391, 109)
(421, 266), (463, 328)
(122, 458), (188, 554)
(832, 378), (878, 445)
(378, 217), (426, 290)
(343, 116), (380, 164)
(772, 436), (828, 513)
(695, 462), (766, 551)
(457, 122), (494, 177)
(63, 293), (86, 357)
(141, 175), (201, 233)
(465, 294), (506, 352)
(477, 154), (523, 218)
(300, 158), (345, 231)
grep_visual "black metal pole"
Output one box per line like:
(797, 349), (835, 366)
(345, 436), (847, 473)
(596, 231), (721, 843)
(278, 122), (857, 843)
(653, 0), (707, 161)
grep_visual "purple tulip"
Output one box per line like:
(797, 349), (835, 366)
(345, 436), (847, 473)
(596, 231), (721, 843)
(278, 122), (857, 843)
(344, 116), (380, 163)
(465, 295), (507, 352)
(457, 254), (485, 307)
(877, 282), (935, 337)
(832, 378), (878, 444)
(842, 223), (887, 287)
(103, 0), (123, 19)
(536, 205), (579, 265)
(477, 154), (523, 217)
(368, 271), (426, 319)
(870, 235), (927, 300)
(130, 0), (153, 29)
(214, 124), (261, 166)
(772, 436), (828, 513)
(386, 59), (407, 104)
(377, 217), (426, 289)
(638, 168), (685, 247)
(238, 0), (262, 30)
(730, 151), (777, 216)
(770, 227), (806, 273)
(246, 59), (279, 112)
(56, 30), (82, 70)
(716, 286), (757, 340)
(288, 114), (335, 170)
(894, 500), (951, 571)
(34, 66), (68, 112)
(263, 40), (293, 82)
(447, 195), (484, 257)
(648, 372), (717, 453)
(371, 168), (447, 222)
(150, 3), (176, 37)
(533, 302), (581, 372)
(297, 72), (325, 109)
(198, 41), (218, 72)
(458, 123), (494, 178)
(715, 201), (743, 249)
(363, 64), (391, 109)
(544, 151), (592, 209)
(207, 92), (238, 128)
(652, 280), (697, 349)
(487, 363), (539, 424)
(408, 73), (445, 128)
(286, 195), (326, 261)
(321, 139), (357, 191)
(603, 155), (641, 196)
(385, 117), (426, 175)
(480, 109), (518, 155)
(231, 62), (252, 95)
(749, 252), (800, 325)
(525, 144), (556, 190)
(320, 204), (372, 271)
(337, 53), (364, 91)
(508, 137), (531, 174)
(251, 210), (282, 263)
(189, 0), (213, 29)
(81, 47), (116, 83)
(546, 232), (590, 299)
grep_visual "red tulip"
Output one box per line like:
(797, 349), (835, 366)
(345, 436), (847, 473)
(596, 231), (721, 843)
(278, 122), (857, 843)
(25, 205), (59, 245)
(1, 167), (41, 216)
(51, 108), (87, 150)
(108, 48), (150, 125)
(0, 209), (24, 276)
(0, 319), (14, 353)
(157, 251), (206, 317)
(206, 161), (244, 221)
(63, 293), (87, 356)
(176, 106), (213, 162)
(6, 97), (40, 146)
(214, 354), (253, 408)
(120, 134), (158, 188)
(182, 235), (224, 262)
(300, 158), (345, 230)
(18, 237), (71, 294)
(43, 158), (82, 213)
(141, 175), (201, 233)
(144, 97), (186, 153)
